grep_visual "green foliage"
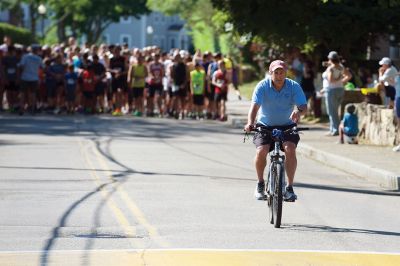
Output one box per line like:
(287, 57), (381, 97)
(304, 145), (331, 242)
(191, 21), (215, 52)
(42, 24), (58, 45)
(147, 0), (232, 53)
(45, 0), (149, 43)
(211, 0), (400, 60)
(0, 22), (36, 45)
(239, 80), (259, 101)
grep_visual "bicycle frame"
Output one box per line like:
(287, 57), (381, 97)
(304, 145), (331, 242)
(267, 141), (286, 198)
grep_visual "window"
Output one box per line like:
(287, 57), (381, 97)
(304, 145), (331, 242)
(102, 34), (110, 44)
(120, 16), (131, 24)
(154, 13), (159, 24)
(153, 35), (159, 46)
(170, 38), (175, 49)
(120, 34), (131, 48)
(181, 38), (185, 49)
(160, 37), (166, 51)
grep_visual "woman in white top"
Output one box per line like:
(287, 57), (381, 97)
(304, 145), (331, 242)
(321, 51), (352, 136)
(378, 57), (397, 108)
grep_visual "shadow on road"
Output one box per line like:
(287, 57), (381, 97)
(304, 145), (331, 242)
(0, 114), (238, 139)
(296, 182), (400, 197)
(284, 223), (400, 237)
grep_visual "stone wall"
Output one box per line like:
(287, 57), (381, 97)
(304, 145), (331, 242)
(356, 102), (400, 146)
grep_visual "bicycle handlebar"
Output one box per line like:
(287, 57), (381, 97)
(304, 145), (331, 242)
(249, 125), (309, 133)
(243, 125), (309, 143)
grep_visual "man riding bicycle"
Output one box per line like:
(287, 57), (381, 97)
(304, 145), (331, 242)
(244, 60), (307, 202)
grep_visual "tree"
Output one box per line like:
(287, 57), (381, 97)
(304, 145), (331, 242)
(211, 0), (400, 60)
(147, 0), (222, 52)
(0, 0), (24, 27)
(46, 0), (149, 43)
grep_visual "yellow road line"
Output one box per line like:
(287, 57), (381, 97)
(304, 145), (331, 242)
(91, 142), (170, 248)
(79, 140), (143, 249)
(1, 250), (399, 266)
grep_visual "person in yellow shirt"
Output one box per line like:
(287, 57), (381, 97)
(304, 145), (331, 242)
(190, 62), (206, 119)
(127, 55), (148, 116)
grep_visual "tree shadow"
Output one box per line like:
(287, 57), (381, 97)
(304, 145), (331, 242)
(283, 223), (400, 237)
(296, 182), (400, 197)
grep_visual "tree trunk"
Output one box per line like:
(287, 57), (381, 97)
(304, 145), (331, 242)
(29, 4), (37, 37)
(9, 3), (23, 27)
(57, 18), (66, 43)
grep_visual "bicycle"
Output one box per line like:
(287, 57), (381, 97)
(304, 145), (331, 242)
(245, 125), (308, 228)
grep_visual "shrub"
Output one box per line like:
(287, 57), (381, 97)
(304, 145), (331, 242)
(0, 22), (36, 45)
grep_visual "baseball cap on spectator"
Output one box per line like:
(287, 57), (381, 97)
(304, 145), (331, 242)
(327, 51), (339, 60)
(269, 60), (287, 72)
(31, 44), (41, 52)
(379, 57), (391, 65)
(179, 50), (188, 58)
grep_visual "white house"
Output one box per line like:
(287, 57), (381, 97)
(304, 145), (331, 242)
(1, 7), (192, 52)
(102, 12), (191, 51)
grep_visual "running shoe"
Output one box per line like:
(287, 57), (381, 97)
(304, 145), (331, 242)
(254, 182), (266, 200)
(283, 186), (297, 202)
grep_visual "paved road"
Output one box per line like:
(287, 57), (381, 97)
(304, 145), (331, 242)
(0, 115), (399, 265)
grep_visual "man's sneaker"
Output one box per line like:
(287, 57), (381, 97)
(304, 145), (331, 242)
(284, 186), (297, 202)
(254, 182), (266, 200)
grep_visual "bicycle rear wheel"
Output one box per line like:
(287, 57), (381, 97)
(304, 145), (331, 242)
(272, 162), (283, 228)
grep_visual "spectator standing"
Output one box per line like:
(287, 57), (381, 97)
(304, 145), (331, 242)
(92, 54), (106, 113)
(190, 62), (206, 119)
(64, 64), (78, 113)
(80, 64), (96, 113)
(51, 54), (66, 114)
(300, 60), (316, 116)
(0, 48), (4, 111)
(320, 51), (352, 136)
(378, 57), (397, 108)
(170, 53), (187, 119)
(109, 46), (127, 116)
(127, 54), (147, 116)
(147, 53), (164, 116)
(2, 45), (20, 112)
(18, 45), (42, 115)
(393, 75), (400, 152)
(207, 53), (222, 119)
(212, 60), (229, 121)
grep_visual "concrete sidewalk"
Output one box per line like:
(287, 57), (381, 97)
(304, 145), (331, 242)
(226, 90), (400, 191)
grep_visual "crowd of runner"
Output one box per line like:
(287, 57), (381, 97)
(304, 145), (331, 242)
(0, 36), (242, 121)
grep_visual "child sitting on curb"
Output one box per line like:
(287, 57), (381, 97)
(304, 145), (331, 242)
(339, 104), (359, 144)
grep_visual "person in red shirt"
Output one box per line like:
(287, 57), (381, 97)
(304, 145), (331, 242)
(81, 64), (96, 113)
(212, 60), (228, 121)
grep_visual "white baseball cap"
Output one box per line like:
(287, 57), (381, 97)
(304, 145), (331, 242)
(379, 57), (391, 65)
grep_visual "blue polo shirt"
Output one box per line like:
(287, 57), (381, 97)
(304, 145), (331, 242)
(252, 78), (307, 126)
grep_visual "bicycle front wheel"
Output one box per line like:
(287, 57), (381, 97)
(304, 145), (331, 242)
(272, 162), (283, 228)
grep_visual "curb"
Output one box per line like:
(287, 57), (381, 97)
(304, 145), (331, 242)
(297, 143), (399, 191)
(230, 116), (247, 129)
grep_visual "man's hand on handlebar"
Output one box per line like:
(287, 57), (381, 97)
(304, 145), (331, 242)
(244, 123), (254, 133)
(290, 110), (301, 123)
